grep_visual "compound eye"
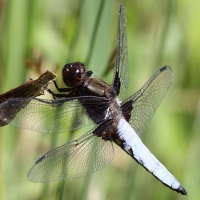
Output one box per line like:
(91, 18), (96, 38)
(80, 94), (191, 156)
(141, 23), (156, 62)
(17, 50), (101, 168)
(64, 63), (72, 72)
(62, 62), (86, 87)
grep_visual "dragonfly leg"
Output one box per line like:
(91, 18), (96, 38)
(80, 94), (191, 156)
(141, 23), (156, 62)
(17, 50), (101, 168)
(45, 80), (75, 99)
(53, 81), (73, 93)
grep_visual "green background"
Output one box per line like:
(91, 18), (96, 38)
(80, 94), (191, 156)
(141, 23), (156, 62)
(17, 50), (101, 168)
(0, 0), (199, 199)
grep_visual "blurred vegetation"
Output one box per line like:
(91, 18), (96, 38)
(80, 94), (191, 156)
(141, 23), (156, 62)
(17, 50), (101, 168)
(0, 0), (200, 199)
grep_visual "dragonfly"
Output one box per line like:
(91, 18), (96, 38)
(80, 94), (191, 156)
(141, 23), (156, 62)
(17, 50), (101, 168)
(0, 3), (187, 195)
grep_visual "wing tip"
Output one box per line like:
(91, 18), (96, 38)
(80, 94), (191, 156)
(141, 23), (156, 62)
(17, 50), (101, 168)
(119, 2), (125, 13)
(160, 66), (171, 72)
(35, 155), (46, 164)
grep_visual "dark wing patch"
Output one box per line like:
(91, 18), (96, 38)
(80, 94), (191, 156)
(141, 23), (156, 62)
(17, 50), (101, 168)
(0, 96), (109, 133)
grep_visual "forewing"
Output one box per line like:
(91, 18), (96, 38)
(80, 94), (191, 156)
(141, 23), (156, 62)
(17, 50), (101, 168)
(0, 96), (108, 133)
(121, 66), (173, 136)
(28, 120), (114, 182)
(112, 3), (128, 101)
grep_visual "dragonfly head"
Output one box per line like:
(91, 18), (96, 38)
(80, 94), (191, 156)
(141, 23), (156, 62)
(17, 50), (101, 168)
(62, 62), (86, 87)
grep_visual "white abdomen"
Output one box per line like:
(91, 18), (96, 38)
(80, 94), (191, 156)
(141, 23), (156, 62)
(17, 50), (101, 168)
(116, 118), (186, 194)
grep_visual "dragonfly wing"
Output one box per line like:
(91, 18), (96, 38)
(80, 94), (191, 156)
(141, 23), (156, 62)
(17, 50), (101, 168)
(0, 96), (109, 133)
(121, 66), (173, 136)
(28, 120), (114, 182)
(112, 3), (128, 101)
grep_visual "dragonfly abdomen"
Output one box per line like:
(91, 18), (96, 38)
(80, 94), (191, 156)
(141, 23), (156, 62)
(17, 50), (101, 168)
(115, 118), (187, 195)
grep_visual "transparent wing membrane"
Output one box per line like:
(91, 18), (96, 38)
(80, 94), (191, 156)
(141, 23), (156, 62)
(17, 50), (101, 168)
(28, 121), (114, 182)
(112, 3), (128, 101)
(0, 96), (108, 133)
(122, 66), (173, 136)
